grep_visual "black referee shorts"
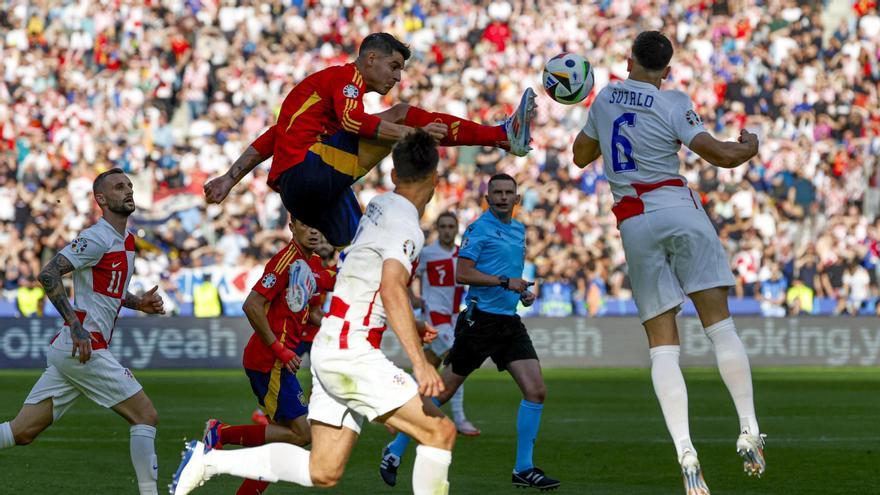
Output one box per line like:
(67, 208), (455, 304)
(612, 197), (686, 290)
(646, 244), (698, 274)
(444, 306), (539, 376)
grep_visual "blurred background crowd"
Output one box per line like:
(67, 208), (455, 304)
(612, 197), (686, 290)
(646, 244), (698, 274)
(1, 0), (879, 318)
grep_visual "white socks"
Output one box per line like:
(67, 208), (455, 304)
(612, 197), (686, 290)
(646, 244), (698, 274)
(130, 425), (159, 495)
(451, 385), (466, 424)
(413, 445), (451, 495)
(650, 345), (695, 461)
(705, 317), (760, 435)
(205, 443), (313, 487)
(0, 422), (14, 449)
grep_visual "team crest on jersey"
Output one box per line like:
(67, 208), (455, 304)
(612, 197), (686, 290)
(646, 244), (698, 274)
(685, 109), (702, 127)
(70, 237), (88, 254)
(342, 84), (359, 99)
(392, 373), (408, 387)
(403, 239), (416, 261)
(261, 273), (277, 289)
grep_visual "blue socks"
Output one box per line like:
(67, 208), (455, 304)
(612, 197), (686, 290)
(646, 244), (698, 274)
(387, 431), (411, 457)
(387, 397), (442, 458)
(515, 399), (544, 472)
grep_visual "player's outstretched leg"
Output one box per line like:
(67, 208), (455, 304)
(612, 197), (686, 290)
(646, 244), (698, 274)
(690, 288), (764, 477)
(680, 449), (711, 495)
(401, 89), (537, 156)
(170, 440), (315, 495)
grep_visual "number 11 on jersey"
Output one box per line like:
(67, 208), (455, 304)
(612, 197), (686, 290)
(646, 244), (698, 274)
(612, 112), (637, 173)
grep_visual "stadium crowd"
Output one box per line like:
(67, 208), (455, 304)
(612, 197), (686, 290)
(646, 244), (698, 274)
(1, 0), (879, 318)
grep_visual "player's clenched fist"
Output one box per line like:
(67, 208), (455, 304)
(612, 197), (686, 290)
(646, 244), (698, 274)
(270, 340), (301, 373)
(204, 174), (235, 204)
(413, 362), (445, 397)
(738, 129), (759, 156)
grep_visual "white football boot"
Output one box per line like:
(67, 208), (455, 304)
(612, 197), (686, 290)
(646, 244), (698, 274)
(680, 449), (711, 495)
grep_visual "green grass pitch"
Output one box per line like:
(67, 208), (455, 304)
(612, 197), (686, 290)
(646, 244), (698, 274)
(0, 368), (876, 494)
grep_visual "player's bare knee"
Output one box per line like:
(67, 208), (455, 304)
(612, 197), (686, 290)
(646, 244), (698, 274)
(525, 383), (547, 403)
(13, 425), (41, 446)
(310, 465), (343, 488)
(290, 426), (311, 446)
(426, 417), (457, 450)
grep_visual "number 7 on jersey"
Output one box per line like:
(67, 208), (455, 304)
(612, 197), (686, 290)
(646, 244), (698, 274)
(611, 112), (637, 173)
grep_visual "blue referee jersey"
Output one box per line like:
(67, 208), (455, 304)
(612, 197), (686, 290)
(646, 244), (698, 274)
(459, 210), (525, 316)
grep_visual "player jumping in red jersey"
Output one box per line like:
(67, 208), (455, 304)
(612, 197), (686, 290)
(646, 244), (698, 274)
(200, 218), (335, 495)
(0, 169), (165, 495)
(204, 32), (537, 247)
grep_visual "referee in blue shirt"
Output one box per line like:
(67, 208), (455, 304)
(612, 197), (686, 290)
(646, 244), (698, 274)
(449, 174), (558, 490)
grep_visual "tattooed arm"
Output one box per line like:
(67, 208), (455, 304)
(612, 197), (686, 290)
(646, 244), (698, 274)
(204, 126), (275, 204)
(38, 253), (94, 363)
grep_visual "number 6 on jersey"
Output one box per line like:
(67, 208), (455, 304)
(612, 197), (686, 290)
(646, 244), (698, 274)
(612, 112), (637, 173)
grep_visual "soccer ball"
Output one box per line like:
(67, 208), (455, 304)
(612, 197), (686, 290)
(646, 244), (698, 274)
(542, 53), (594, 105)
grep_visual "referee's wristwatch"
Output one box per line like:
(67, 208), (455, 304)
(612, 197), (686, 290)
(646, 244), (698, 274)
(498, 275), (510, 290)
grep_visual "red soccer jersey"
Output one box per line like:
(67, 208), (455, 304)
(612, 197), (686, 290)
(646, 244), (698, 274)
(242, 241), (326, 372)
(298, 260), (337, 344)
(253, 63), (383, 190)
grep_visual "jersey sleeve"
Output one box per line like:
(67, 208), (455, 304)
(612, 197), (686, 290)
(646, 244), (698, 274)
(582, 104), (599, 140)
(671, 94), (707, 146)
(458, 221), (485, 262)
(59, 229), (107, 269)
(379, 220), (422, 274)
(250, 125), (276, 157)
(315, 266), (337, 293)
(330, 73), (382, 139)
(252, 247), (293, 301)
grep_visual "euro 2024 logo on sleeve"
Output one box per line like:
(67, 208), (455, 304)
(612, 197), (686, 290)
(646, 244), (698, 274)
(343, 84), (359, 99)
(70, 237), (88, 254)
(685, 109), (702, 127)
(403, 239), (416, 262)
(261, 273), (277, 289)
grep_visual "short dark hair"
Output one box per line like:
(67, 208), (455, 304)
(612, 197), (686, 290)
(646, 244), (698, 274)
(392, 130), (439, 182)
(93, 168), (125, 196)
(436, 211), (458, 225)
(632, 31), (673, 72)
(359, 32), (411, 61)
(488, 173), (517, 192)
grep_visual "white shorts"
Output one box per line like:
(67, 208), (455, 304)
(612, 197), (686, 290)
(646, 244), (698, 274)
(427, 322), (455, 356)
(25, 340), (143, 421)
(307, 343), (418, 434)
(620, 206), (736, 323)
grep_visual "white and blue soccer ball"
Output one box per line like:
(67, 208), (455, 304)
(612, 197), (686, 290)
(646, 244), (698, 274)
(542, 52), (594, 105)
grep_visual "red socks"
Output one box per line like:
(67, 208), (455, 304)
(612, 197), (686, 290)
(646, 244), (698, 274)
(237, 479), (271, 494)
(220, 424), (267, 447)
(404, 106), (507, 147)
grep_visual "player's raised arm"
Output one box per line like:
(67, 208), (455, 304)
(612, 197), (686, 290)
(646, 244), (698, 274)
(204, 125), (276, 204)
(381, 258), (444, 397)
(688, 129), (759, 169)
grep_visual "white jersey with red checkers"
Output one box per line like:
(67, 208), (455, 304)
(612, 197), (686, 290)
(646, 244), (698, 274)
(582, 79), (707, 223)
(56, 217), (136, 348)
(318, 192), (425, 350)
(416, 241), (465, 327)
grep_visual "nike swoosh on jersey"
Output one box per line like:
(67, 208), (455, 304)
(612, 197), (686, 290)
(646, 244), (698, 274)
(111, 262), (122, 268)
